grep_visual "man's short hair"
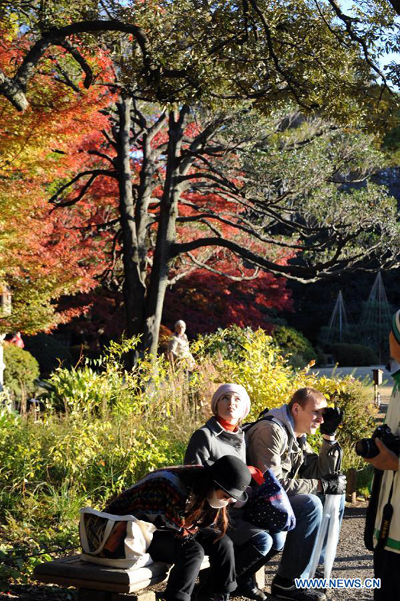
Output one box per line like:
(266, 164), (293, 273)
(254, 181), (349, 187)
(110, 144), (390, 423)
(287, 387), (326, 410)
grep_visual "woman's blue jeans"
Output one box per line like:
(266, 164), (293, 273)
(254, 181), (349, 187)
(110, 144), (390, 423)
(251, 529), (286, 555)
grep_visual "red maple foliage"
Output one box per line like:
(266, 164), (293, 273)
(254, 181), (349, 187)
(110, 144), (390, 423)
(163, 257), (293, 338)
(0, 28), (115, 333)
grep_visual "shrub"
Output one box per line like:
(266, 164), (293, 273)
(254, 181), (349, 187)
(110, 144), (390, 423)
(196, 328), (298, 418)
(39, 336), (175, 417)
(23, 333), (73, 377)
(3, 344), (40, 403)
(0, 328), (379, 586)
(272, 325), (316, 367)
(331, 343), (379, 366)
(195, 325), (256, 362)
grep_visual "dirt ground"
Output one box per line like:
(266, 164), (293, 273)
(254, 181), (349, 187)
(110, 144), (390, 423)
(3, 501), (375, 601)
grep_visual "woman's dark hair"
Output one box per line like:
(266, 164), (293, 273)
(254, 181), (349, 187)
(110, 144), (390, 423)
(183, 470), (229, 539)
(104, 466), (229, 540)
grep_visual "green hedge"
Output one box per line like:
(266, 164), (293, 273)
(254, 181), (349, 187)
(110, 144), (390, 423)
(272, 325), (316, 367)
(197, 325), (256, 362)
(331, 343), (379, 366)
(3, 344), (40, 401)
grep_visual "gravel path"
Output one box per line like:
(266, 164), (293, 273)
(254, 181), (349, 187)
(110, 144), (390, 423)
(5, 502), (375, 601)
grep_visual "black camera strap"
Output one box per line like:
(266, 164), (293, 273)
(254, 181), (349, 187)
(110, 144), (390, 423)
(364, 468), (383, 551)
(374, 472), (396, 552)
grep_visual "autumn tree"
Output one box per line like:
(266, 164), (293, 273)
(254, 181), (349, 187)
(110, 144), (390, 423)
(48, 103), (400, 355)
(163, 268), (293, 337)
(0, 26), (114, 333)
(1, 1), (400, 352)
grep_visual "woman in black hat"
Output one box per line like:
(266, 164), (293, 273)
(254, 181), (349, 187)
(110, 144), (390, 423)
(104, 455), (251, 601)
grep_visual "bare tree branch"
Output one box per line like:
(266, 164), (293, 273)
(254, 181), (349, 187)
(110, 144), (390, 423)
(88, 149), (116, 166)
(186, 251), (261, 281)
(170, 233), (386, 281)
(49, 169), (117, 208)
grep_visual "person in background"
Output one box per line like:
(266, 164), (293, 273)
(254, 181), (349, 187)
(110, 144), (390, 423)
(364, 310), (400, 600)
(167, 320), (195, 371)
(105, 456), (252, 601)
(185, 383), (286, 601)
(246, 387), (346, 601)
(9, 331), (24, 348)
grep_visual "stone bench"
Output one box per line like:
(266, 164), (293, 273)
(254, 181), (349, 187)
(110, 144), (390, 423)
(33, 554), (209, 601)
(33, 554), (265, 600)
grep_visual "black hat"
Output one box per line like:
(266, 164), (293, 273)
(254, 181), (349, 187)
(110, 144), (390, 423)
(207, 456), (251, 502)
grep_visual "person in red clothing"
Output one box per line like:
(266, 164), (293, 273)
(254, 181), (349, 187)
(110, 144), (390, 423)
(9, 331), (24, 348)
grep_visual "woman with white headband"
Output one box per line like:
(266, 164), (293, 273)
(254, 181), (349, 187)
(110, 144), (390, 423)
(185, 384), (285, 601)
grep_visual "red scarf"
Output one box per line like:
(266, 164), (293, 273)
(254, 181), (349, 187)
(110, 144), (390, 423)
(216, 416), (239, 432)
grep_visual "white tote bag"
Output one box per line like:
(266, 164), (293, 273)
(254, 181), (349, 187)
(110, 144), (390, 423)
(79, 506), (156, 569)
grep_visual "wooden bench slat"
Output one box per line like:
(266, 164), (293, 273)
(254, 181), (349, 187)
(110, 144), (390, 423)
(33, 555), (210, 594)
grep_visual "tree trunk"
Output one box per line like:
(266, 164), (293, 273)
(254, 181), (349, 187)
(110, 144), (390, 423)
(116, 96), (147, 343)
(143, 107), (188, 355)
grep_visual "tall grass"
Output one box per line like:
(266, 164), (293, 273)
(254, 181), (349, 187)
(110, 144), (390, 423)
(0, 329), (377, 586)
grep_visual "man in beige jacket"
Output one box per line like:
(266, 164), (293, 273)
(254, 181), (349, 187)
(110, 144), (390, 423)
(246, 387), (345, 601)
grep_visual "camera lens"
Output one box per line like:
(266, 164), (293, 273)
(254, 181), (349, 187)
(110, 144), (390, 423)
(355, 439), (379, 458)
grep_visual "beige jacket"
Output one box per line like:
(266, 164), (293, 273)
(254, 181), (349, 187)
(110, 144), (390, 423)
(245, 404), (341, 496)
(168, 334), (195, 369)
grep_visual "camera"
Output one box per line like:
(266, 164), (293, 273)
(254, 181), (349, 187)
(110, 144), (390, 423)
(355, 424), (400, 459)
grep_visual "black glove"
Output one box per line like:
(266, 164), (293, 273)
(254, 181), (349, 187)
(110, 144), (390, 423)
(320, 407), (344, 436)
(320, 473), (347, 495)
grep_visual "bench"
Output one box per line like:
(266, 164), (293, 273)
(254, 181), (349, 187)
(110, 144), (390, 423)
(33, 554), (265, 600)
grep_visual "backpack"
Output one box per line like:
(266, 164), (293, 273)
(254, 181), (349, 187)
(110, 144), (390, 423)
(243, 408), (311, 479)
(243, 408), (289, 447)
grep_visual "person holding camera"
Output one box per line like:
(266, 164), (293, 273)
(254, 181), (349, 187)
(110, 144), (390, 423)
(246, 387), (346, 601)
(362, 310), (400, 600)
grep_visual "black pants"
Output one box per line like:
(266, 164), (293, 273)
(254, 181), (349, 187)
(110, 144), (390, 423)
(147, 528), (236, 601)
(374, 549), (400, 600)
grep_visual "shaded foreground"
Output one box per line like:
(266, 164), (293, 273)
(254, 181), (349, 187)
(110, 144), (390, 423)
(6, 502), (373, 600)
